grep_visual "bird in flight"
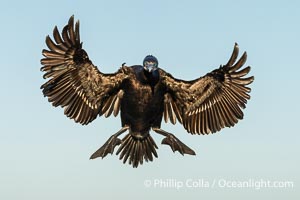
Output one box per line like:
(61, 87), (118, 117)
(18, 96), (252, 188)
(40, 16), (254, 168)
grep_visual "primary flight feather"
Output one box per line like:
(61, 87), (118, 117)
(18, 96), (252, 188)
(41, 16), (254, 167)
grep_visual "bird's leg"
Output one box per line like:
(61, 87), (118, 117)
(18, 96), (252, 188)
(152, 127), (196, 155)
(90, 125), (129, 159)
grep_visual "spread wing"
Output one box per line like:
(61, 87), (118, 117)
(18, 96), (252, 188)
(40, 16), (128, 125)
(161, 43), (254, 134)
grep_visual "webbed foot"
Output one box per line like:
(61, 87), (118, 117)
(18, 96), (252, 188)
(152, 127), (196, 155)
(90, 135), (122, 159)
(90, 126), (129, 159)
(162, 134), (195, 155)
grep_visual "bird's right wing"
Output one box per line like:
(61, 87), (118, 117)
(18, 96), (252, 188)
(40, 16), (128, 125)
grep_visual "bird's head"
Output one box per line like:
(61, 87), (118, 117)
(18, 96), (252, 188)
(143, 55), (158, 73)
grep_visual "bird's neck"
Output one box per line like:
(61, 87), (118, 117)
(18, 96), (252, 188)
(143, 70), (159, 86)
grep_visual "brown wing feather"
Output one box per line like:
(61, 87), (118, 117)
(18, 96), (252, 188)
(40, 16), (127, 125)
(161, 43), (254, 134)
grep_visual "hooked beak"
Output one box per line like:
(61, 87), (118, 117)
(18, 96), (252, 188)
(144, 62), (157, 72)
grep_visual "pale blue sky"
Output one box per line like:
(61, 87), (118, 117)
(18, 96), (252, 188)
(0, 0), (299, 199)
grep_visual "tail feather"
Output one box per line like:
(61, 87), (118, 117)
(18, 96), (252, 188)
(116, 133), (158, 168)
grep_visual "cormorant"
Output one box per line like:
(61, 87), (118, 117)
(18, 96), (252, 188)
(40, 16), (254, 168)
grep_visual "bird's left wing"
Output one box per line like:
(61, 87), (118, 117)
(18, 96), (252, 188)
(40, 16), (128, 125)
(160, 43), (254, 134)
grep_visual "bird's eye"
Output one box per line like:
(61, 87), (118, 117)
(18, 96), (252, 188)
(145, 61), (157, 67)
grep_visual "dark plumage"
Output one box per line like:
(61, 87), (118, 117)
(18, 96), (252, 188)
(41, 16), (254, 167)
